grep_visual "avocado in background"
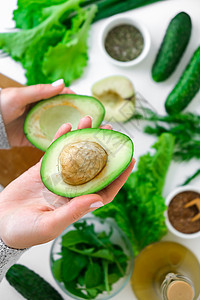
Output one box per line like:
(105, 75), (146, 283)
(92, 76), (135, 123)
(24, 94), (105, 151)
(41, 128), (133, 197)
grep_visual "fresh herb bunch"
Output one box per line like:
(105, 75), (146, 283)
(94, 133), (174, 256)
(0, 0), (163, 85)
(51, 220), (129, 299)
(131, 108), (200, 161)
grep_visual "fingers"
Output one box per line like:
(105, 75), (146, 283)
(52, 115), (93, 144)
(77, 116), (92, 129)
(99, 158), (136, 203)
(100, 124), (113, 130)
(15, 80), (65, 106)
(60, 87), (75, 94)
(44, 194), (104, 236)
(52, 123), (72, 142)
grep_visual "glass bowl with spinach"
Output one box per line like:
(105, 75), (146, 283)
(50, 217), (134, 299)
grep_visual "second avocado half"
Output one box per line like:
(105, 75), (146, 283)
(41, 128), (133, 197)
(24, 94), (105, 151)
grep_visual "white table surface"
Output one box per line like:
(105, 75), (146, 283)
(0, 0), (200, 299)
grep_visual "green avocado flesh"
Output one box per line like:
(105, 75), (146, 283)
(24, 94), (105, 151)
(40, 128), (133, 197)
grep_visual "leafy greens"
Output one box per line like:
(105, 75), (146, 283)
(94, 133), (174, 256)
(42, 5), (97, 85)
(130, 108), (200, 161)
(1, 0), (164, 85)
(52, 220), (129, 299)
(0, 0), (96, 85)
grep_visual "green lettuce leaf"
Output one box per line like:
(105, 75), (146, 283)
(42, 5), (97, 85)
(13, 0), (66, 29)
(94, 133), (175, 256)
(0, 0), (92, 85)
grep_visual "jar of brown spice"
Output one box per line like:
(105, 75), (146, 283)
(165, 185), (200, 239)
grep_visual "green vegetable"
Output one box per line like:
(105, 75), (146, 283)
(131, 108), (200, 161)
(152, 12), (192, 82)
(51, 220), (129, 299)
(181, 168), (200, 186)
(42, 5), (97, 85)
(165, 46), (200, 114)
(94, 133), (174, 256)
(93, 0), (164, 23)
(13, 0), (164, 29)
(6, 264), (64, 300)
(13, 0), (67, 30)
(0, 0), (96, 85)
(1, 0), (163, 85)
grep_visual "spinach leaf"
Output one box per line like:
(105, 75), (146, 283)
(91, 249), (114, 261)
(84, 262), (102, 288)
(64, 280), (89, 299)
(51, 258), (62, 282)
(61, 230), (91, 247)
(86, 288), (98, 298)
(61, 248), (88, 282)
(54, 219), (129, 299)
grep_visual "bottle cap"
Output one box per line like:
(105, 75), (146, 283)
(167, 280), (194, 300)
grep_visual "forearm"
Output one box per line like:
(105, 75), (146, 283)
(0, 239), (27, 282)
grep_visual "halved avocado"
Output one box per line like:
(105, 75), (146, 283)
(24, 94), (105, 151)
(91, 76), (135, 122)
(40, 128), (133, 197)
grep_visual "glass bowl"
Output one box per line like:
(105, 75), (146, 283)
(50, 217), (134, 300)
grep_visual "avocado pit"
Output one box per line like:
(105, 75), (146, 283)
(59, 141), (108, 186)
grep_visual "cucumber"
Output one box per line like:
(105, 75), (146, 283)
(165, 46), (200, 114)
(6, 264), (64, 300)
(152, 12), (192, 82)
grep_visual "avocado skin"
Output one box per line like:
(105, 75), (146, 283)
(165, 46), (200, 114)
(152, 12), (192, 82)
(6, 264), (64, 300)
(40, 128), (134, 198)
(24, 94), (105, 152)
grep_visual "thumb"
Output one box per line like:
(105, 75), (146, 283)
(44, 194), (104, 237)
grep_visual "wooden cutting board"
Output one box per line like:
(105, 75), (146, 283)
(0, 73), (43, 187)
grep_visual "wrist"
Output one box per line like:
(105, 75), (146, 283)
(0, 105), (10, 149)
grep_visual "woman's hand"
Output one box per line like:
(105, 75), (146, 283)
(0, 116), (135, 249)
(0, 79), (73, 147)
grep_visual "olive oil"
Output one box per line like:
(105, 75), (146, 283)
(131, 242), (200, 300)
